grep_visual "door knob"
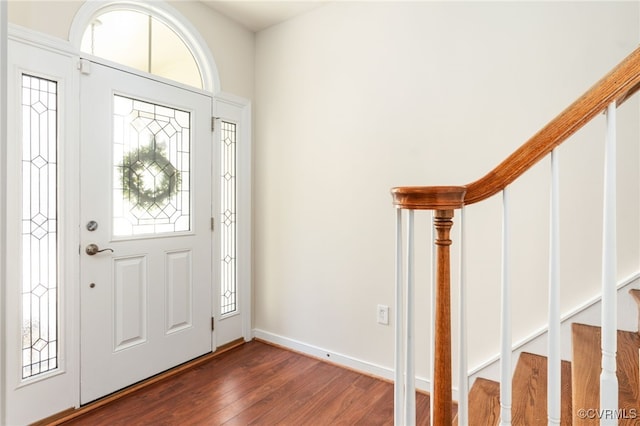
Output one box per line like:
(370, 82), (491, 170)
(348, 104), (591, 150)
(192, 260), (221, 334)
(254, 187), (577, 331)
(86, 243), (114, 256)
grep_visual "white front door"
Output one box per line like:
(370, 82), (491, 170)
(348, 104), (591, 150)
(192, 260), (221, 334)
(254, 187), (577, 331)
(79, 62), (213, 404)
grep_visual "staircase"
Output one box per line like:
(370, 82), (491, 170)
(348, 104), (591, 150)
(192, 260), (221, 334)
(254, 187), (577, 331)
(391, 46), (640, 425)
(457, 289), (640, 425)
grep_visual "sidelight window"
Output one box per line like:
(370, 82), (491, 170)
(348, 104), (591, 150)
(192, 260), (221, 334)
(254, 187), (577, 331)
(21, 74), (58, 379)
(220, 121), (237, 315)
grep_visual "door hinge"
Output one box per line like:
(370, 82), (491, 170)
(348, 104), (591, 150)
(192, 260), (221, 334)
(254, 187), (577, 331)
(211, 117), (216, 131)
(211, 217), (215, 231)
(211, 317), (215, 331)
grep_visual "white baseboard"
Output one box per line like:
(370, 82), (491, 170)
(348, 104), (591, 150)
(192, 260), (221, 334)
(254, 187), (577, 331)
(252, 328), (449, 399)
(253, 273), (639, 401)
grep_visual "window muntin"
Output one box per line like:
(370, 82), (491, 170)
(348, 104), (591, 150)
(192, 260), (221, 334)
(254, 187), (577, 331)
(80, 10), (202, 89)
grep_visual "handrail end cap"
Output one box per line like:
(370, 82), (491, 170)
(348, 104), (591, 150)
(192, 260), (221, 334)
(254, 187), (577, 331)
(390, 185), (466, 210)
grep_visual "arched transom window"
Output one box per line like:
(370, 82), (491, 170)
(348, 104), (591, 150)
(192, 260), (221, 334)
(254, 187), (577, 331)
(80, 9), (203, 89)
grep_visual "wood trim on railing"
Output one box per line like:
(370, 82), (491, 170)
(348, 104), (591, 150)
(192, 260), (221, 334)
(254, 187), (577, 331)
(465, 47), (640, 205)
(391, 46), (640, 208)
(391, 186), (466, 210)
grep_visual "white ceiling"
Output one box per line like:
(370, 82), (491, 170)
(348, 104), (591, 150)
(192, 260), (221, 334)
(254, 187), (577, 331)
(200, 1), (330, 32)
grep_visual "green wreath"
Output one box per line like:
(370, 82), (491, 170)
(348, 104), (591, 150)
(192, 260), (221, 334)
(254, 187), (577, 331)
(121, 140), (181, 209)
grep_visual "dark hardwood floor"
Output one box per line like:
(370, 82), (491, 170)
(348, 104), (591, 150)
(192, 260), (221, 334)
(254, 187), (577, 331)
(57, 340), (433, 425)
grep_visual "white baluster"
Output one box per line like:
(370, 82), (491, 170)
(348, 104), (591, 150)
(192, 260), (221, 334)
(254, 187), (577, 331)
(600, 101), (618, 425)
(0, 4), (6, 426)
(394, 209), (404, 426)
(405, 210), (416, 425)
(457, 207), (469, 426)
(500, 188), (512, 425)
(548, 149), (561, 425)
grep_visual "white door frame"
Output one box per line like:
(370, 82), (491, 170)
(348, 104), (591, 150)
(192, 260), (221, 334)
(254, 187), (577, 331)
(0, 2), (9, 423)
(214, 92), (253, 346)
(4, 33), (81, 426)
(2, 18), (252, 424)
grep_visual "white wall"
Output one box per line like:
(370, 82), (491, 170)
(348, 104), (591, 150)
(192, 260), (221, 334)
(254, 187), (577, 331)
(254, 1), (640, 383)
(168, 0), (254, 99)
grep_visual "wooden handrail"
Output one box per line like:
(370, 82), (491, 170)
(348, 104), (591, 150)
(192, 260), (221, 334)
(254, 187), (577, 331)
(391, 46), (640, 209)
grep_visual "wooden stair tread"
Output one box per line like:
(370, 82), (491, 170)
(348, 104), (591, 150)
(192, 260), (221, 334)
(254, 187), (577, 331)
(511, 352), (572, 425)
(453, 377), (500, 426)
(571, 323), (640, 425)
(455, 356), (572, 425)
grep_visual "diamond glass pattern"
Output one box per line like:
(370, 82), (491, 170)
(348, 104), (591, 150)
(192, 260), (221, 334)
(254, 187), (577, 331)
(21, 74), (58, 379)
(220, 121), (237, 315)
(113, 95), (191, 236)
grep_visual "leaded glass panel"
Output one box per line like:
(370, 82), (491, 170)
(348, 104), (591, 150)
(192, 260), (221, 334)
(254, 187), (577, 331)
(21, 74), (58, 379)
(220, 121), (237, 315)
(113, 95), (191, 236)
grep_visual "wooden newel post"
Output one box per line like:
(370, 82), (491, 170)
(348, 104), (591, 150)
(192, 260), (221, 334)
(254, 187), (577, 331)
(433, 209), (454, 424)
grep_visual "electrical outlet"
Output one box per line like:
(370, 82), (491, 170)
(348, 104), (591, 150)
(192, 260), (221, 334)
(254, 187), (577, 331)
(377, 304), (389, 325)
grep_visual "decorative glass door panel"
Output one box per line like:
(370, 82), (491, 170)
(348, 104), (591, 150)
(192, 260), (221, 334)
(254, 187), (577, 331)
(80, 62), (212, 404)
(113, 95), (190, 237)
